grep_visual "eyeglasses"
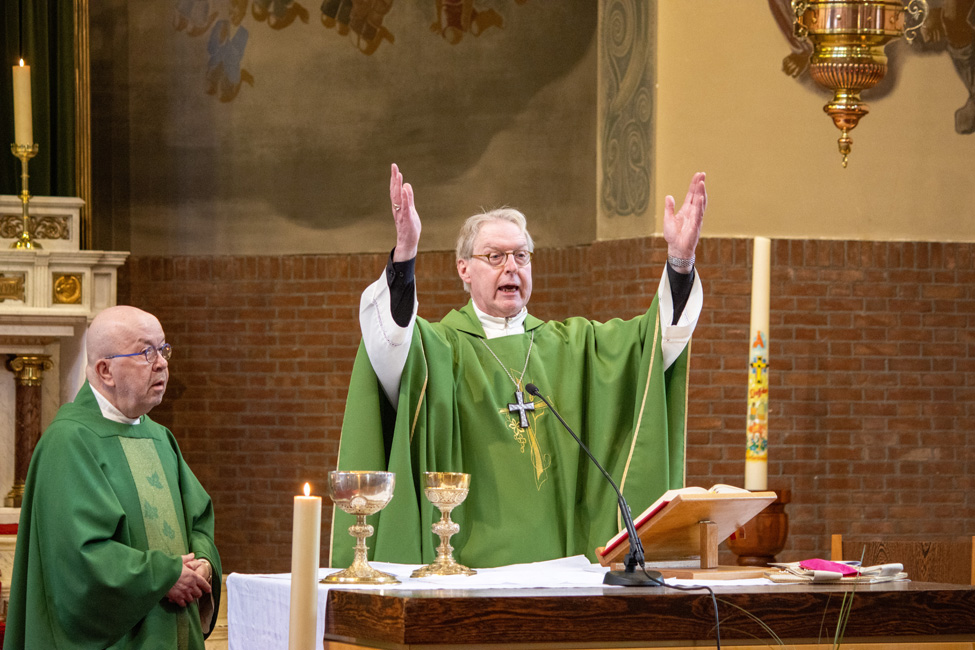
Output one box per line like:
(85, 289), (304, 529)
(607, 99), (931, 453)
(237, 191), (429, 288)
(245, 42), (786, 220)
(104, 343), (173, 364)
(470, 250), (533, 268)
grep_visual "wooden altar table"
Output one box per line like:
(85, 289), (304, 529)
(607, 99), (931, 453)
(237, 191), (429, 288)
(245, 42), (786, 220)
(323, 581), (975, 649)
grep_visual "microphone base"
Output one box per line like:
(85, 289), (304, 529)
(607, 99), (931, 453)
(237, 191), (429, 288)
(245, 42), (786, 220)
(603, 568), (663, 587)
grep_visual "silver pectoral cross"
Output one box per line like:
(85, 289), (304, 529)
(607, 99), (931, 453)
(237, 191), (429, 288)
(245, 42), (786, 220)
(508, 390), (535, 429)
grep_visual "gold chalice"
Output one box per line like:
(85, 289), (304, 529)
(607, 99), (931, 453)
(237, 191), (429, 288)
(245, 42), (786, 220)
(324, 470), (399, 584)
(411, 472), (476, 577)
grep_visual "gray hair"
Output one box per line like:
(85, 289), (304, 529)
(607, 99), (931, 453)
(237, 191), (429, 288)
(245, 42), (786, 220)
(455, 208), (535, 262)
(455, 208), (535, 293)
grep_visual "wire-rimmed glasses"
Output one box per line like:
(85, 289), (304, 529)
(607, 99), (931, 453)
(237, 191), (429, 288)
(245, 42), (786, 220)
(470, 250), (533, 267)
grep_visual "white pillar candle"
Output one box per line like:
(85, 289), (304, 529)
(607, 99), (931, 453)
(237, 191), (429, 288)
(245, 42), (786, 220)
(289, 483), (322, 650)
(13, 59), (33, 146)
(745, 237), (771, 491)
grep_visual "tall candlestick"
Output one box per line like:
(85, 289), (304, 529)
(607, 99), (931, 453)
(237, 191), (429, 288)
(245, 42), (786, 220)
(13, 59), (33, 146)
(289, 483), (322, 650)
(745, 237), (771, 491)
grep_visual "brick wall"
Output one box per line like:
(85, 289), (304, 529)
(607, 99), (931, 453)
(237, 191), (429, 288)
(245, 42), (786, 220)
(121, 237), (975, 574)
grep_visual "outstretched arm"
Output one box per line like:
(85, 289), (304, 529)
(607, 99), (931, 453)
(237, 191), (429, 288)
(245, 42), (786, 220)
(390, 162), (421, 262)
(360, 163), (422, 406)
(663, 171), (707, 274)
(658, 172), (706, 367)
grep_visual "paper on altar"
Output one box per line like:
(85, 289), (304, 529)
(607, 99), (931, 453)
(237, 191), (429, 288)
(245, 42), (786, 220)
(341, 554), (611, 588)
(350, 558), (773, 589)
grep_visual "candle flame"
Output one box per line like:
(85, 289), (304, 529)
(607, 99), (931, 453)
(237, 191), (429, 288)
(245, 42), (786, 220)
(19, 59), (24, 67)
(303, 482), (311, 497)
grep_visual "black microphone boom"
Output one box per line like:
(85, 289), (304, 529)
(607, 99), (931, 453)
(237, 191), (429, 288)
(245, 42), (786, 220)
(524, 383), (661, 587)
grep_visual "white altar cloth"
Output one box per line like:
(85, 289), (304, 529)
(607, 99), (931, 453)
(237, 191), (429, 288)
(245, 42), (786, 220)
(226, 555), (773, 650)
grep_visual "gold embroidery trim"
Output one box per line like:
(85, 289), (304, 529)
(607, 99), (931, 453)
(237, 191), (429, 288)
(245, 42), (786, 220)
(409, 334), (428, 444)
(617, 313), (660, 532)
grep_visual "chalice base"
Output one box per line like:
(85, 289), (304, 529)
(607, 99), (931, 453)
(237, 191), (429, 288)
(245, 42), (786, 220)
(411, 558), (476, 578)
(323, 561), (400, 584)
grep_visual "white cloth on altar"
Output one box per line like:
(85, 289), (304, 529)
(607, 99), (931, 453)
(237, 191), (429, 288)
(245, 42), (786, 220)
(226, 555), (773, 650)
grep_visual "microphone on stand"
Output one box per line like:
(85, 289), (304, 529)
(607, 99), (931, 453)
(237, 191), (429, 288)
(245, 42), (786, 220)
(525, 383), (662, 587)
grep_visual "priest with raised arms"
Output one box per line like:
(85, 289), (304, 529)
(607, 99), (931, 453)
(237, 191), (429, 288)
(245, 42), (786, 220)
(331, 163), (706, 569)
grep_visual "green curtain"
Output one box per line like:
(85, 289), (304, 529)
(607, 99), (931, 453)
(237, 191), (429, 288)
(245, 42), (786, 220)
(1, 0), (75, 198)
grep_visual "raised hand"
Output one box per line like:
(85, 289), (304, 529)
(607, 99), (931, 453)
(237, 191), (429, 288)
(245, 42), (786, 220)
(663, 172), (707, 266)
(390, 163), (421, 262)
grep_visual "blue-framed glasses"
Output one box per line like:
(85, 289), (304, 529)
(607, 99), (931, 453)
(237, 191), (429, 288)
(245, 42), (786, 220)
(104, 343), (172, 364)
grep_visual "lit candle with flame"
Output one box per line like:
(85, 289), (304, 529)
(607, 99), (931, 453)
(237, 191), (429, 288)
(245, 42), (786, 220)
(13, 59), (33, 145)
(289, 482), (321, 650)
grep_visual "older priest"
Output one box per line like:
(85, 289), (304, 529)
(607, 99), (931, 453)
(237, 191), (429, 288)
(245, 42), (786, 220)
(331, 164), (706, 569)
(4, 306), (220, 650)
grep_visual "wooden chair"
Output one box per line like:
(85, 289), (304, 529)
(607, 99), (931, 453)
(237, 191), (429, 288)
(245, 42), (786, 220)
(831, 534), (975, 585)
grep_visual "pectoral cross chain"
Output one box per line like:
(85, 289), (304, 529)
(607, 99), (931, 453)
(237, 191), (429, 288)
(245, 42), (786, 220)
(480, 332), (536, 430)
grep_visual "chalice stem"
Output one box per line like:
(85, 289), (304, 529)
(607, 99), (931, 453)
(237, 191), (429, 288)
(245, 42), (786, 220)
(435, 511), (456, 562)
(350, 515), (373, 570)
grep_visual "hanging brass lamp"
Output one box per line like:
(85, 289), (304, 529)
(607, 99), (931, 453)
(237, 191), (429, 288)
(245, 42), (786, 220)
(792, 0), (927, 167)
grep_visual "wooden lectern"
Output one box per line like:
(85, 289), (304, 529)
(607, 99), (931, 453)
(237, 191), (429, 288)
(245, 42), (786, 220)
(595, 491), (777, 579)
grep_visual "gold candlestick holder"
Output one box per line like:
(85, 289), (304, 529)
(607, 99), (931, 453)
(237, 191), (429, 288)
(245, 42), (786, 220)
(10, 143), (41, 249)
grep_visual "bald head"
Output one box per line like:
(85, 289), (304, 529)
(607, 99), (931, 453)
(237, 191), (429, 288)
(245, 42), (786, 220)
(86, 306), (170, 418)
(87, 306), (162, 366)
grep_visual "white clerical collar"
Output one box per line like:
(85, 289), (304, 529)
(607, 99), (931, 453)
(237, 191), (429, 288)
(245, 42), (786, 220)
(472, 302), (528, 339)
(90, 384), (142, 425)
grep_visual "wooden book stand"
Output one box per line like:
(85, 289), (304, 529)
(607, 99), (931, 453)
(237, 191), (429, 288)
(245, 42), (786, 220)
(595, 491), (777, 580)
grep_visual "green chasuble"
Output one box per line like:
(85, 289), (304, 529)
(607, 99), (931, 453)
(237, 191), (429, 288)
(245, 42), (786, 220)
(4, 382), (222, 650)
(332, 299), (690, 569)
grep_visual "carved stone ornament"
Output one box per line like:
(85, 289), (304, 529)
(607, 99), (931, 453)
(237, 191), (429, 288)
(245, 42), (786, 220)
(600, 0), (654, 218)
(0, 214), (70, 241)
(7, 354), (54, 387)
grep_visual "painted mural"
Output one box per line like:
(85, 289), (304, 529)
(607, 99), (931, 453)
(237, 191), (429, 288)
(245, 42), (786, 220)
(174, 0), (532, 102)
(100, 1), (597, 255)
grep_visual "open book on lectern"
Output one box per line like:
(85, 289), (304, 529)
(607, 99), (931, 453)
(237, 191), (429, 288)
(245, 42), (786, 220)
(595, 484), (777, 567)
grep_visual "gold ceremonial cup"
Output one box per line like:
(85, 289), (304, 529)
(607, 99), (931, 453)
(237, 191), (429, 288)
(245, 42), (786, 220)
(411, 472), (476, 577)
(324, 470), (399, 584)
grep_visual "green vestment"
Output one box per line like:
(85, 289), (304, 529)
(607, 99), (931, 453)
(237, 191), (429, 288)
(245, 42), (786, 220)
(3, 382), (221, 650)
(332, 299), (689, 569)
